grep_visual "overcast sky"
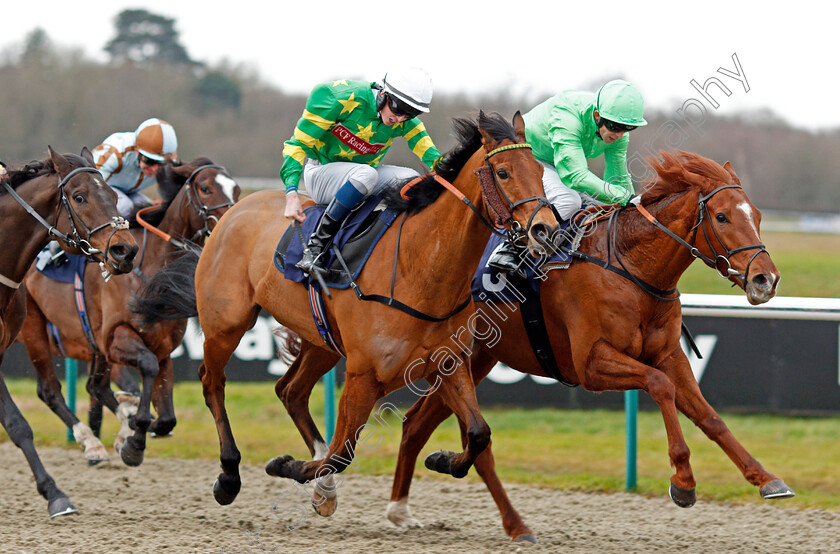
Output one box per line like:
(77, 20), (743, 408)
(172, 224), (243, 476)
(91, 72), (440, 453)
(1, 1), (831, 131)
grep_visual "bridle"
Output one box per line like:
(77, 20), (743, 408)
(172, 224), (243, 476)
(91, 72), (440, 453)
(0, 166), (129, 288)
(636, 184), (768, 281)
(401, 142), (553, 245)
(182, 164), (235, 242)
(135, 164), (234, 252)
(565, 184), (768, 302)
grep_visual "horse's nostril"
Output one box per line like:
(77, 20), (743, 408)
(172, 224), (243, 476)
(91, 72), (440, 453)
(110, 244), (139, 262)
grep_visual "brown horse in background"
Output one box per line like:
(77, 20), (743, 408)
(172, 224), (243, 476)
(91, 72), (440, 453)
(274, 150), (793, 542)
(0, 147), (137, 517)
(133, 112), (559, 511)
(18, 158), (238, 467)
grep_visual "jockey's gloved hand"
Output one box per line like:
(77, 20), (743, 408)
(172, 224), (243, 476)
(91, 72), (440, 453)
(625, 194), (642, 206)
(431, 156), (445, 172)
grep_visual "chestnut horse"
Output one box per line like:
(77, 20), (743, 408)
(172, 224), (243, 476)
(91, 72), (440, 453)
(0, 147), (137, 517)
(273, 150), (793, 542)
(18, 158), (238, 467)
(133, 112), (558, 510)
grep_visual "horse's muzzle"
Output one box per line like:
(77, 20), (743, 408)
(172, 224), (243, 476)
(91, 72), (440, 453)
(107, 243), (139, 274)
(527, 222), (559, 257)
(745, 271), (778, 305)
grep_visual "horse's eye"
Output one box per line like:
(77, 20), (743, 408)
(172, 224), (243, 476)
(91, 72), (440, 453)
(73, 193), (86, 204)
(496, 169), (510, 180)
(715, 213), (728, 223)
(200, 186), (211, 194)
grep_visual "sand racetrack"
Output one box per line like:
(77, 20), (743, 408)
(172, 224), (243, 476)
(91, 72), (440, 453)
(1, 442), (837, 553)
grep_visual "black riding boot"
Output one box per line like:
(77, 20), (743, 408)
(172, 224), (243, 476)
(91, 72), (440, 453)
(488, 239), (525, 274)
(296, 204), (344, 274)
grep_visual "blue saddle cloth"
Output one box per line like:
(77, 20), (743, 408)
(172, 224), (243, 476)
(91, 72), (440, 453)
(38, 253), (89, 284)
(275, 195), (400, 289)
(471, 218), (580, 302)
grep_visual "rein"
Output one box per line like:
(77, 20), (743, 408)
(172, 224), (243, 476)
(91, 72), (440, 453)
(0, 167), (129, 289)
(340, 142), (550, 322)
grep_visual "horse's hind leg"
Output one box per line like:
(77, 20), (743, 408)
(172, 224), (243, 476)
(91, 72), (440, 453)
(390, 349), (535, 542)
(19, 297), (107, 464)
(0, 372), (77, 518)
(202, 306), (261, 506)
(662, 350), (795, 500)
(421, 358), (491, 480)
(266, 363), (381, 486)
(275, 339), (341, 515)
(149, 356), (177, 437)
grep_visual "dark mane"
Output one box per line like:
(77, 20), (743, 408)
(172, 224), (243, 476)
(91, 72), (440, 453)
(379, 112), (519, 214)
(2, 152), (93, 195)
(642, 150), (735, 206)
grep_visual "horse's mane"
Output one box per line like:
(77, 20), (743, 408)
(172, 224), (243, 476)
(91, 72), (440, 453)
(378, 111), (520, 214)
(1, 153), (93, 195)
(126, 156), (217, 228)
(641, 150), (736, 206)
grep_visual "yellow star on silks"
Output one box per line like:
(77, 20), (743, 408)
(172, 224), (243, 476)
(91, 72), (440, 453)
(337, 146), (358, 160)
(338, 93), (361, 115)
(331, 80), (349, 87)
(355, 123), (375, 142)
(312, 138), (326, 150)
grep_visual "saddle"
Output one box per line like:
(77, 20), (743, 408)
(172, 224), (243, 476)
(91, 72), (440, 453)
(274, 195), (400, 288)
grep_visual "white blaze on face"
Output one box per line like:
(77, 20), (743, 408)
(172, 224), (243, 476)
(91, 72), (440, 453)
(736, 201), (759, 236)
(215, 174), (237, 202)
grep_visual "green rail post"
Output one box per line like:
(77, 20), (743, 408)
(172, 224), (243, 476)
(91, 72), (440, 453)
(324, 367), (336, 444)
(625, 389), (638, 491)
(65, 358), (77, 443)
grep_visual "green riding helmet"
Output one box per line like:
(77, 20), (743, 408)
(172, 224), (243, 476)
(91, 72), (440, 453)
(595, 80), (648, 127)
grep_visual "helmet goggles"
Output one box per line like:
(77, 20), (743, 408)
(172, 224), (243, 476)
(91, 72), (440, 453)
(386, 93), (422, 119)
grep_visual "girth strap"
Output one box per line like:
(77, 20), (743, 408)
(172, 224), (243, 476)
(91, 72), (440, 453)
(509, 274), (577, 387)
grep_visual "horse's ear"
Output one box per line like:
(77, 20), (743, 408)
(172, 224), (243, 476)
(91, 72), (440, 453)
(80, 146), (94, 165)
(512, 111), (526, 142)
(48, 145), (72, 177)
(722, 161), (741, 185)
(477, 110), (500, 152)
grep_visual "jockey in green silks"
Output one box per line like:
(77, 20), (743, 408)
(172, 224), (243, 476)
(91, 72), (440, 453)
(489, 79), (648, 273)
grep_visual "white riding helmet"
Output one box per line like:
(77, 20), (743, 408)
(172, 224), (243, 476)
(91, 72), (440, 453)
(382, 67), (433, 113)
(134, 118), (178, 162)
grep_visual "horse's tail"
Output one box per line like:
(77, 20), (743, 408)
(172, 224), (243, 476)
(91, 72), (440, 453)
(273, 327), (301, 364)
(131, 243), (201, 324)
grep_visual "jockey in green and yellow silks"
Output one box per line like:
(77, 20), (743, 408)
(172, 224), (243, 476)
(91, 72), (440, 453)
(280, 68), (442, 275)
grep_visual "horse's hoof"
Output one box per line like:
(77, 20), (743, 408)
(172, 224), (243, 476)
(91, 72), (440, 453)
(760, 479), (795, 499)
(87, 458), (107, 467)
(213, 478), (240, 505)
(668, 483), (696, 508)
(48, 496), (79, 518)
(120, 438), (145, 467)
(312, 494), (338, 517)
(265, 455), (296, 478)
(513, 534), (539, 544)
(424, 450), (455, 475)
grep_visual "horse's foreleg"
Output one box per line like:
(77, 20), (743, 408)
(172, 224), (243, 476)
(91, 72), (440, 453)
(0, 373), (77, 518)
(149, 356), (177, 437)
(107, 326), (159, 467)
(422, 358), (491, 480)
(275, 340), (341, 515)
(661, 350), (795, 500)
(583, 340), (696, 507)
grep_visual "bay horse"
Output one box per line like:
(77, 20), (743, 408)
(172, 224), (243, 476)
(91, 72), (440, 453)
(18, 157), (238, 467)
(0, 147), (137, 517)
(133, 111), (558, 510)
(273, 150), (793, 542)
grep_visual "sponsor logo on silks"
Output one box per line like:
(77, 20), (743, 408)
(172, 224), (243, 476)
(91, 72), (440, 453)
(330, 124), (385, 156)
